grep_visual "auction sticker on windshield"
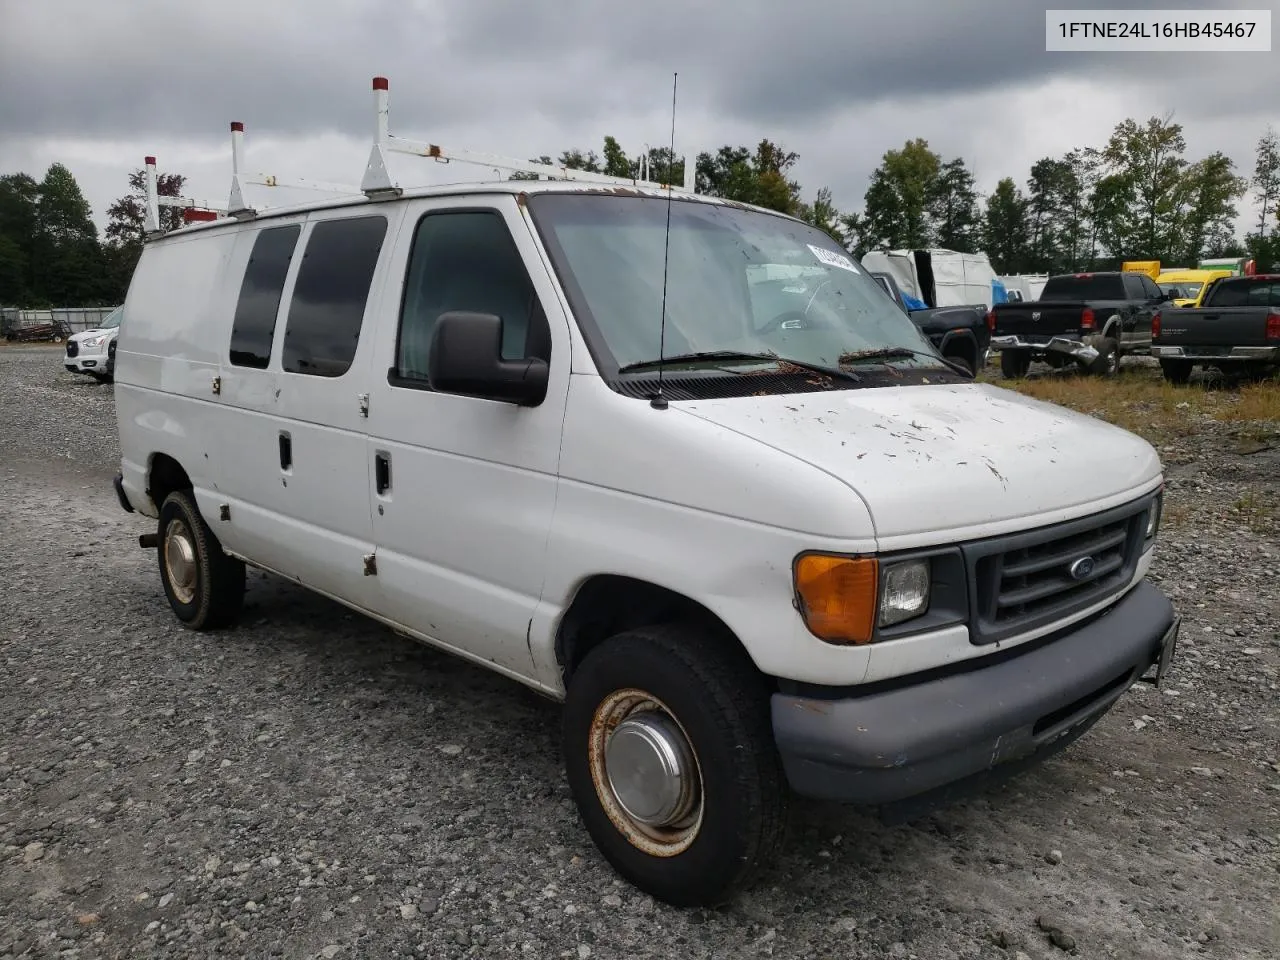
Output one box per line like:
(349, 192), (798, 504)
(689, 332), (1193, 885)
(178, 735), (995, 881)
(808, 244), (860, 273)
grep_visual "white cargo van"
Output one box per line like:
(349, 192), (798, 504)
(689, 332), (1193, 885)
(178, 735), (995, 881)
(112, 79), (1179, 907)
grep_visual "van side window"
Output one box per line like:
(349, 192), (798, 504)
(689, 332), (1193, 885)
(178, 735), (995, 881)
(282, 215), (388, 378)
(229, 225), (301, 369)
(394, 210), (549, 385)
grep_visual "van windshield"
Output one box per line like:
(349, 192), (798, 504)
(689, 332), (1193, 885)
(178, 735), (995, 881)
(100, 307), (123, 329)
(527, 194), (944, 376)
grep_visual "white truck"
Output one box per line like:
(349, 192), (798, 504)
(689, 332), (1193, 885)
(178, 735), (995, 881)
(63, 305), (122, 381)
(111, 77), (1180, 907)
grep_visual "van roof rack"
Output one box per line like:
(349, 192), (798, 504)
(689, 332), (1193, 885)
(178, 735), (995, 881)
(142, 75), (696, 237)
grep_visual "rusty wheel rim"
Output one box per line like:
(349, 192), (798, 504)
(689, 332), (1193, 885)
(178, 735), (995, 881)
(163, 518), (198, 605)
(587, 688), (703, 858)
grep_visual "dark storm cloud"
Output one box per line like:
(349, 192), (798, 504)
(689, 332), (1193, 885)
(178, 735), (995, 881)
(3, 0), (1267, 146)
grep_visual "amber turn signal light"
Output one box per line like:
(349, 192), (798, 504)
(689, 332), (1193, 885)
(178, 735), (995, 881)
(793, 554), (879, 644)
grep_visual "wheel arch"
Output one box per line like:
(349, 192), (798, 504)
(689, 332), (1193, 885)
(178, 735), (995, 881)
(146, 452), (193, 513)
(554, 574), (762, 687)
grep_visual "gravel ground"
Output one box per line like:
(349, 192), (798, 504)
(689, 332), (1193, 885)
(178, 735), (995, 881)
(2, 344), (1277, 960)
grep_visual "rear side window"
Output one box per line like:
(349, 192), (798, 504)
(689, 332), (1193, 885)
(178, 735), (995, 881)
(282, 215), (388, 377)
(230, 225), (300, 368)
(394, 210), (547, 385)
(1207, 279), (1280, 307)
(1041, 274), (1126, 300)
(1139, 276), (1163, 300)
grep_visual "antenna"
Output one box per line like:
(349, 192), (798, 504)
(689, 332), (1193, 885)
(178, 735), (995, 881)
(649, 72), (678, 412)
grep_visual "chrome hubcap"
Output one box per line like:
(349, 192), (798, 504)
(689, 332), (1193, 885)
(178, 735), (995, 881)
(163, 518), (198, 605)
(588, 689), (703, 857)
(606, 712), (696, 827)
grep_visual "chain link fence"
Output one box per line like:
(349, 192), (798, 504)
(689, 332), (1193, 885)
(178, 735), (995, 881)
(1, 306), (121, 342)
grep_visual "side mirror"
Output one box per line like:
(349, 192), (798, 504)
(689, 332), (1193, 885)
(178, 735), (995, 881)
(427, 311), (549, 407)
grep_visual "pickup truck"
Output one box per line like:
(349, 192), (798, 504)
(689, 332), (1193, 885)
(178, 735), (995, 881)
(1151, 273), (1280, 383)
(869, 271), (991, 375)
(989, 271), (1170, 378)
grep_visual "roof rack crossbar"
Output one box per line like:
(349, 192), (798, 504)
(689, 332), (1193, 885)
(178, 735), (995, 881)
(142, 75), (700, 238)
(143, 156), (229, 233)
(359, 76), (698, 198)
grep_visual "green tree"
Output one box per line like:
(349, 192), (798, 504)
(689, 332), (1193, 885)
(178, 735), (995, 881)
(797, 187), (846, 246)
(856, 139), (941, 251)
(32, 163), (109, 305)
(103, 166), (187, 299)
(982, 177), (1030, 274)
(558, 148), (601, 173)
(602, 136), (632, 179)
(0, 173), (40, 303)
(928, 157), (980, 252)
(694, 141), (801, 214)
(1246, 128), (1280, 269)
(1174, 152), (1247, 264)
(1102, 115), (1188, 260)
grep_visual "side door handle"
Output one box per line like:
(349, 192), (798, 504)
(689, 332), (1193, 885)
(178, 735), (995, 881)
(279, 431), (292, 471)
(375, 451), (391, 496)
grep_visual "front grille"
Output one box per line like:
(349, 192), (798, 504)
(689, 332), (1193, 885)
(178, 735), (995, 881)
(963, 495), (1154, 645)
(65, 341), (79, 357)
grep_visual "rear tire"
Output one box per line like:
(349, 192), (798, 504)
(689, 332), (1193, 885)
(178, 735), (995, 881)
(1088, 337), (1120, 377)
(563, 623), (788, 907)
(944, 352), (974, 376)
(1160, 360), (1192, 385)
(157, 490), (245, 630)
(999, 351), (1031, 379)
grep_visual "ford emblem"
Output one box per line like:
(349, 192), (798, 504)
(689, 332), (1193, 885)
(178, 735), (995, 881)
(1031, 311), (1041, 321)
(1068, 556), (1095, 580)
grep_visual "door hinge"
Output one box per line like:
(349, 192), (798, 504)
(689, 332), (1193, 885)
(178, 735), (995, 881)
(363, 553), (378, 576)
(212, 375), (222, 395)
(358, 393), (369, 417)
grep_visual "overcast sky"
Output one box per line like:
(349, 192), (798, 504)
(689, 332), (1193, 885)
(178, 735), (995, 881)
(2, 0), (1277, 241)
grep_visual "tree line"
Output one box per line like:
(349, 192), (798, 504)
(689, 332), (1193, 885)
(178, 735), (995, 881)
(3, 113), (1278, 308)
(0, 164), (187, 308)
(542, 115), (1279, 276)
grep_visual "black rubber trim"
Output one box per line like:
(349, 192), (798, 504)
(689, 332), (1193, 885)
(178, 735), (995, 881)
(771, 579), (1175, 807)
(112, 472), (135, 514)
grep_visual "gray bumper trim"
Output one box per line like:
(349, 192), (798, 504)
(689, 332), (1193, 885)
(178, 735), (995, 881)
(771, 580), (1176, 809)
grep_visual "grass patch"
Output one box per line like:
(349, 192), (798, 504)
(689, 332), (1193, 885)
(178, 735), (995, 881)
(1230, 488), (1277, 535)
(980, 365), (1279, 445)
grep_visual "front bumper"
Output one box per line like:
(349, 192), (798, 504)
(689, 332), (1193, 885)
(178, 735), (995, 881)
(990, 334), (1098, 363)
(771, 579), (1177, 813)
(65, 347), (111, 374)
(1151, 345), (1279, 362)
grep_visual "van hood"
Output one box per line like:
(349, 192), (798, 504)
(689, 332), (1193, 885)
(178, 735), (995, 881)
(676, 382), (1161, 544)
(70, 327), (111, 341)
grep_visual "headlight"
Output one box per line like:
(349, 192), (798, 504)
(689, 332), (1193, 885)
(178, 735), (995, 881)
(1145, 491), (1163, 542)
(83, 336), (105, 347)
(792, 554), (934, 644)
(879, 559), (930, 626)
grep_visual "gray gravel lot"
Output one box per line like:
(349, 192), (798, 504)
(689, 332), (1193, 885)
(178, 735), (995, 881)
(2, 344), (1278, 960)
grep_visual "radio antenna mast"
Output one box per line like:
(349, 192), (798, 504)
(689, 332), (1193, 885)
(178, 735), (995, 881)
(649, 72), (679, 411)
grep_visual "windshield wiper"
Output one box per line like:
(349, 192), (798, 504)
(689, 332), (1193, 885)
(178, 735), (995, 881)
(617, 351), (861, 384)
(839, 346), (971, 377)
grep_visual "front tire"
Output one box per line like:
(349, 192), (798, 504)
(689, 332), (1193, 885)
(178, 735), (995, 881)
(1088, 337), (1120, 377)
(563, 623), (788, 907)
(944, 352), (974, 376)
(157, 490), (245, 630)
(999, 351), (1031, 379)
(1160, 359), (1192, 385)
